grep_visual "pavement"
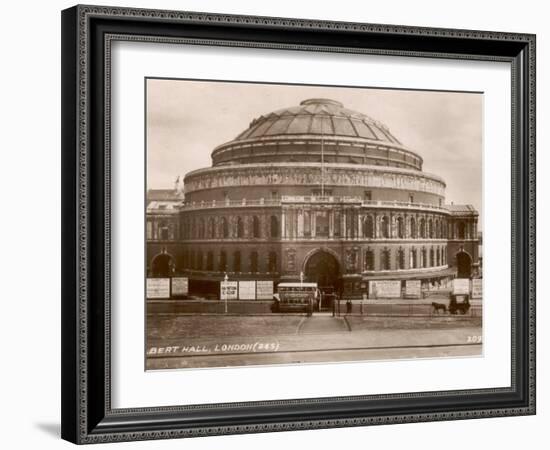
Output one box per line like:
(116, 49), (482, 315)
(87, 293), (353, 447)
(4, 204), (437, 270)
(147, 326), (481, 357)
(146, 314), (482, 369)
(147, 344), (482, 369)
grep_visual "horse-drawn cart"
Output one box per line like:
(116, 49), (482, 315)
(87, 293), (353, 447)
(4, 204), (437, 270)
(448, 294), (471, 315)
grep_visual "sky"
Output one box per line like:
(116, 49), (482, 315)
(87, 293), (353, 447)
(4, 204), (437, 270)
(147, 79), (483, 226)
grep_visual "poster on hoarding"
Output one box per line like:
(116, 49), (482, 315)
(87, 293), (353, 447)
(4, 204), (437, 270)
(405, 280), (421, 298)
(471, 278), (483, 299)
(369, 280), (401, 298)
(239, 281), (256, 300)
(146, 278), (170, 299)
(453, 278), (470, 295)
(256, 281), (274, 300)
(220, 281), (238, 300)
(171, 277), (188, 296)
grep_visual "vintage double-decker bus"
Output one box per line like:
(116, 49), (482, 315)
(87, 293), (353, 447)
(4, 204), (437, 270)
(272, 282), (318, 314)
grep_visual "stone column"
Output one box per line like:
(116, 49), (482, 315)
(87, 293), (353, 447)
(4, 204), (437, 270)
(311, 210), (316, 238)
(281, 209), (286, 238)
(341, 209), (347, 239)
(289, 209), (294, 239)
(357, 211), (362, 238)
(329, 210), (334, 238)
(297, 209), (304, 238)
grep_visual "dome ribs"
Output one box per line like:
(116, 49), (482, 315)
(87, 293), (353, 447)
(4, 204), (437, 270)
(212, 98), (422, 171)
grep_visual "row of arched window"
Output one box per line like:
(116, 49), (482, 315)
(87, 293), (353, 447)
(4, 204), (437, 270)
(152, 214), (470, 242)
(182, 215), (279, 240)
(182, 249), (278, 273)
(147, 220), (177, 241)
(363, 246), (447, 271)
(361, 215), (446, 239)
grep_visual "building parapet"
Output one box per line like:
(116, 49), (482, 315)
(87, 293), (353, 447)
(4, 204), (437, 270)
(180, 196), (449, 214)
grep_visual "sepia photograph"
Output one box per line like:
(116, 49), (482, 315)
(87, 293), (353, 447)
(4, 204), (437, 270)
(145, 78), (483, 370)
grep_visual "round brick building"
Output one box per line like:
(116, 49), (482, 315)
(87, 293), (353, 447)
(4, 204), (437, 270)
(147, 98), (479, 298)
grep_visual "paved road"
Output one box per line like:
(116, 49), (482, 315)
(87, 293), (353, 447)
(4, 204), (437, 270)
(147, 343), (482, 370)
(146, 316), (482, 370)
(298, 316), (349, 334)
(148, 301), (481, 317)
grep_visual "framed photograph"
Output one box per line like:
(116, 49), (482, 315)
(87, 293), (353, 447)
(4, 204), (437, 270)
(61, 4), (536, 444)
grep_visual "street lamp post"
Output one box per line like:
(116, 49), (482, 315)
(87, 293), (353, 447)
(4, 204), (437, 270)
(223, 273), (229, 314)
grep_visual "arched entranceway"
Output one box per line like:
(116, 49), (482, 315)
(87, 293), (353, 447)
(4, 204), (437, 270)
(151, 253), (173, 277)
(304, 251), (340, 309)
(456, 251), (472, 278)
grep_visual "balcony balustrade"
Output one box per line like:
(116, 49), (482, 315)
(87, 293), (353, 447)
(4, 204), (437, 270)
(181, 196), (449, 214)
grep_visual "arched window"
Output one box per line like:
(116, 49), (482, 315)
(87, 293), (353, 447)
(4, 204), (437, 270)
(422, 248), (427, 268)
(364, 249), (374, 271)
(458, 222), (466, 239)
(268, 251), (277, 272)
(316, 211), (329, 237)
(201, 218), (207, 239)
(396, 217), (404, 239)
(381, 216), (390, 239)
(410, 217), (417, 239)
(181, 219), (186, 239)
(333, 211), (340, 237)
(382, 248), (391, 270)
(363, 215), (374, 238)
(430, 248), (434, 267)
(252, 216), (260, 238)
(182, 219), (188, 239)
(250, 251), (258, 273)
(436, 248), (440, 266)
(221, 217), (229, 238)
(428, 219), (433, 238)
(159, 221), (169, 240)
(218, 251), (227, 272)
(410, 248), (417, 269)
(207, 217), (215, 239)
(233, 251), (241, 272)
(191, 218), (197, 239)
(270, 216), (279, 238)
(398, 248), (405, 270)
(237, 217), (244, 238)
(420, 218), (426, 239)
(206, 251), (213, 271)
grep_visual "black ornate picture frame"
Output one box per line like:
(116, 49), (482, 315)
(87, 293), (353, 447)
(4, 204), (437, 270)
(61, 4), (536, 444)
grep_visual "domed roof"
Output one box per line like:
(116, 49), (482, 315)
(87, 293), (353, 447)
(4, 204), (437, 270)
(233, 98), (402, 144)
(211, 98), (422, 171)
